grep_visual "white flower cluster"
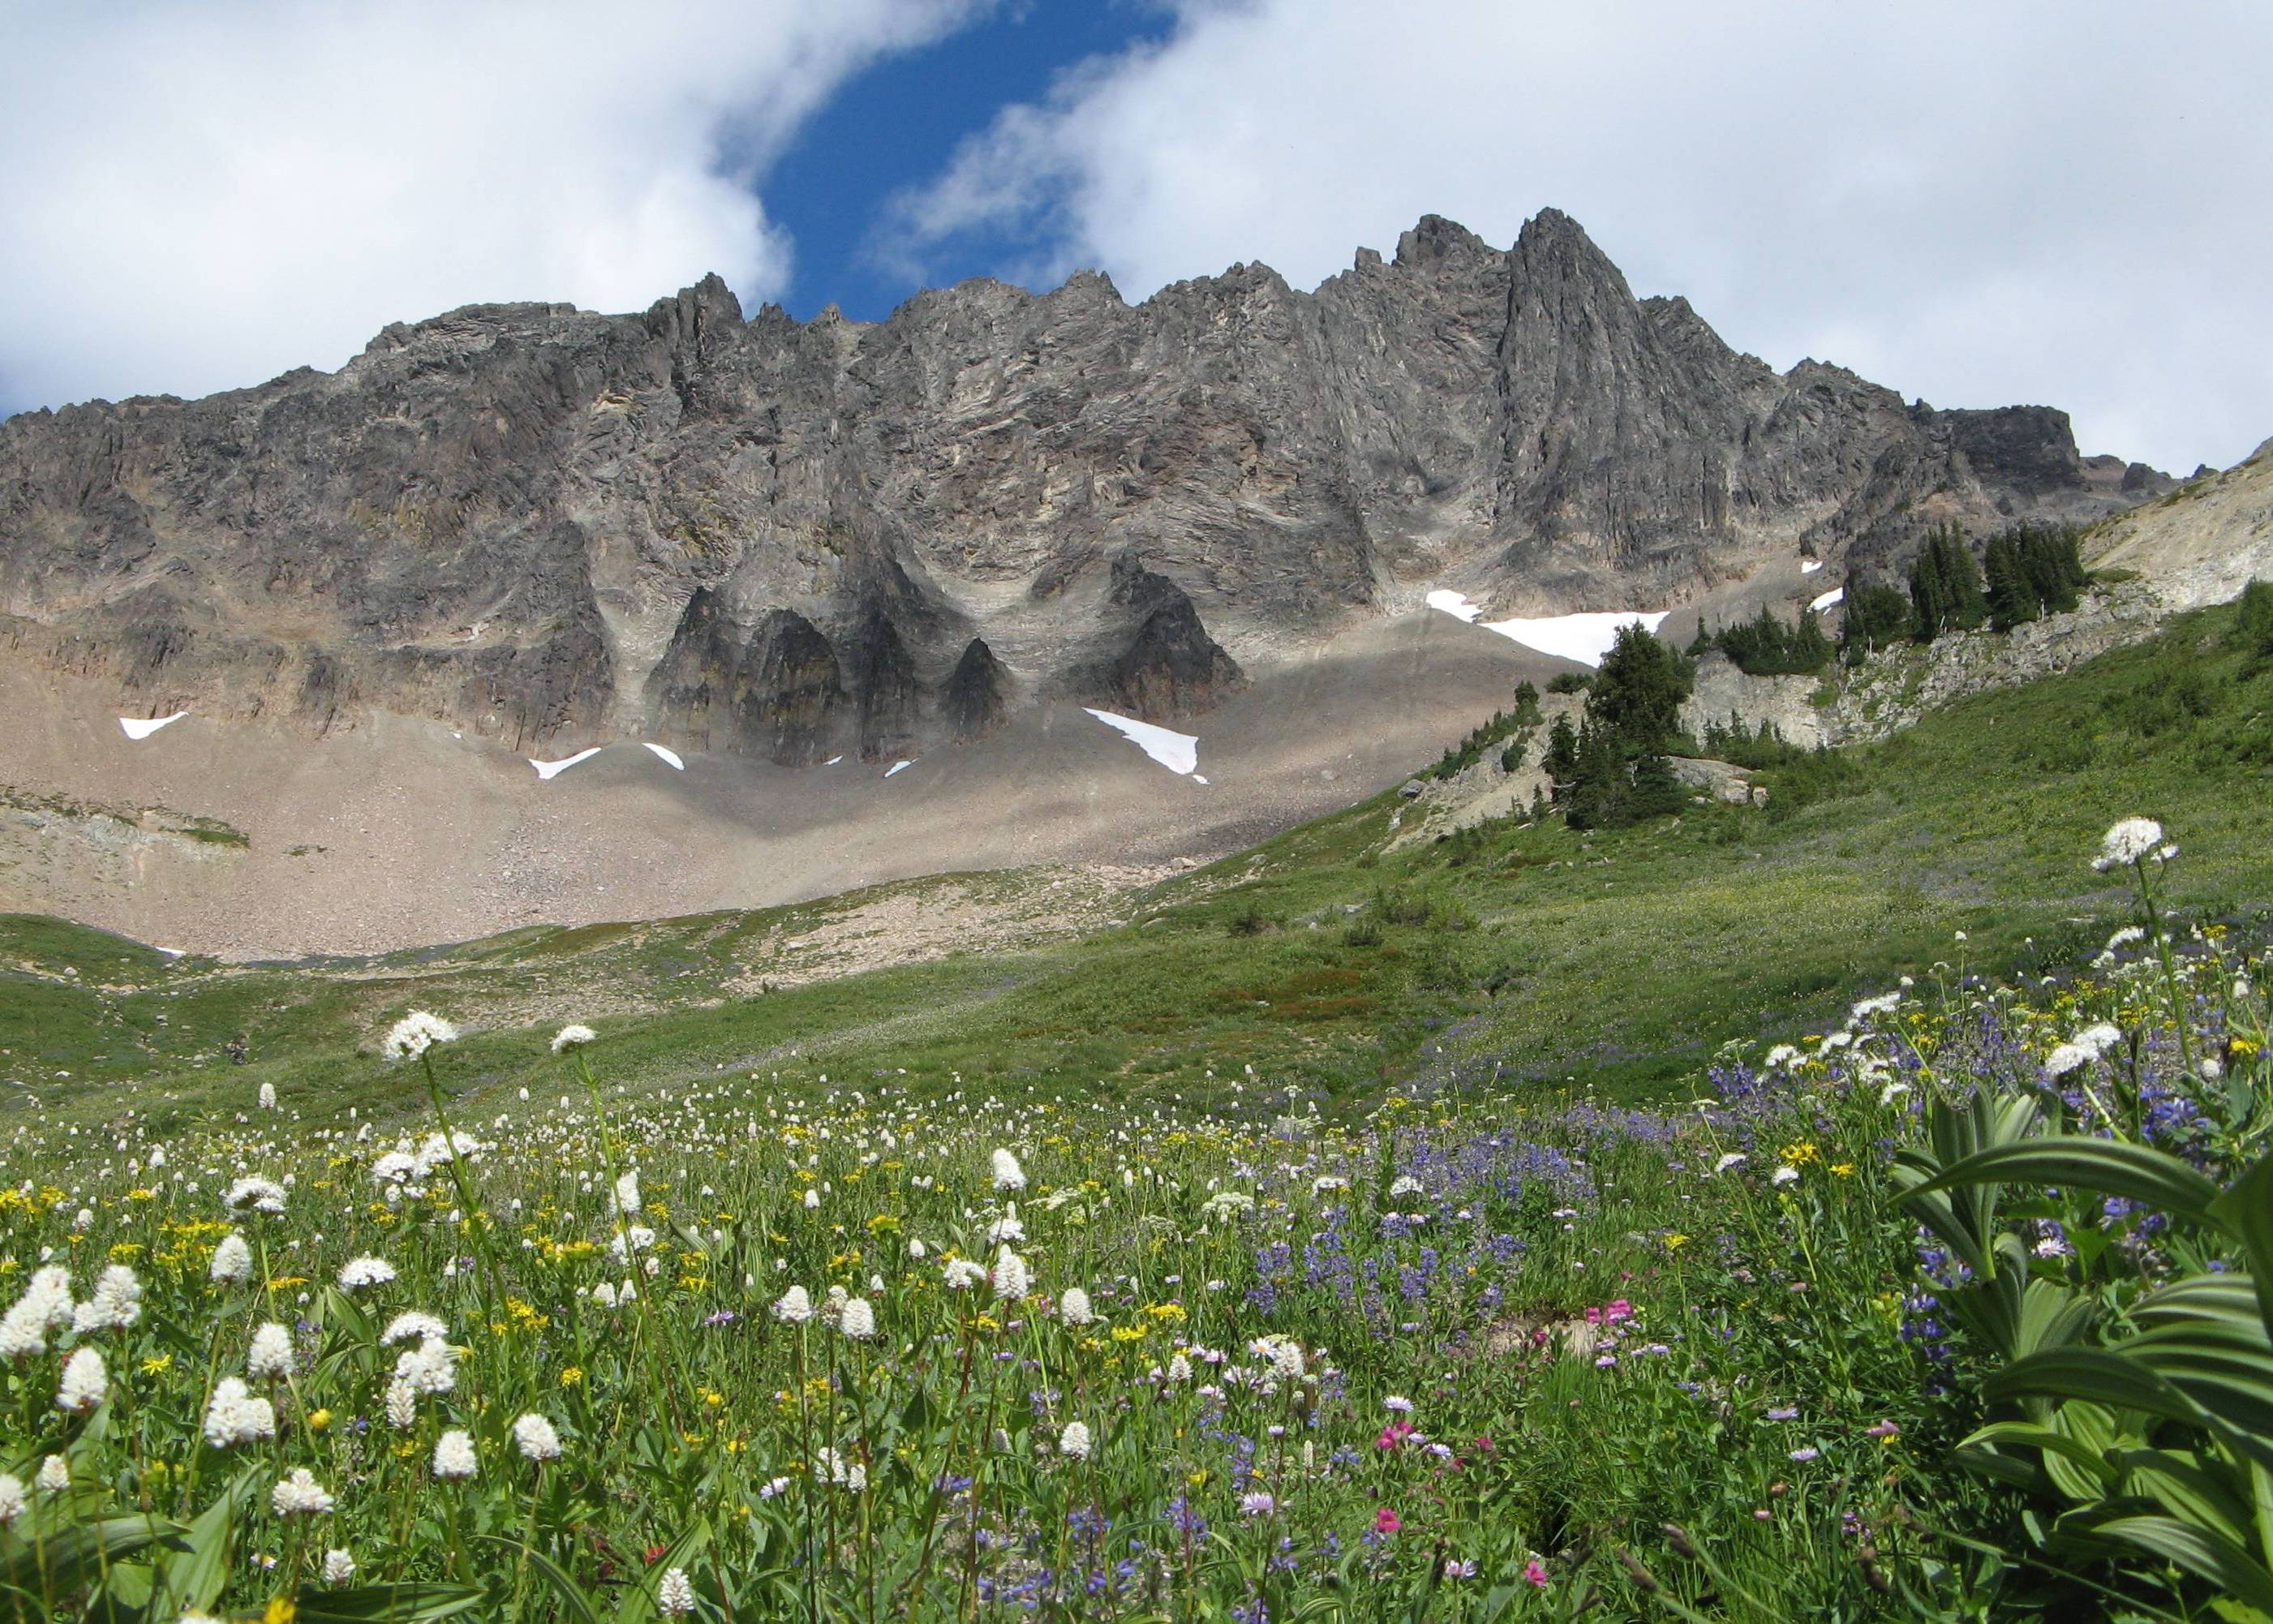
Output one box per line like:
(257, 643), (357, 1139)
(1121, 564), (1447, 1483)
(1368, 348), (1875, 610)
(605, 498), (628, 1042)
(208, 1233), (254, 1284)
(2045, 1021), (2125, 1078)
(2, 1265), (78, 1357)
(271, 1468), (334, 1517)
(513, 1413), (563, 1463)
(55, 1347), (108, 1413)
(2093, 817), (2173, 872)
(224, 1176), (286, 1214)
(381, 1010), (459, 1061)
(203, 1377), (278, 1447)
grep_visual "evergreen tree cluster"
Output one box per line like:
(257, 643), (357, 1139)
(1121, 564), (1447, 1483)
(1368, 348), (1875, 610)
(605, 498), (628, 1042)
(1983, 523), (2090, 630)
(1541, 624), (1692, 830)
(1839, 583), (1914, 663)
(1906, 525), (1990, 641)
(1689, 604), (1833, 675)
(1837, 522), (2092, 662)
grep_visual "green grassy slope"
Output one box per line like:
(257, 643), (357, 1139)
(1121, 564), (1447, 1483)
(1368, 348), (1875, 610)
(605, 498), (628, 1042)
(5, 601), (2271, 1133)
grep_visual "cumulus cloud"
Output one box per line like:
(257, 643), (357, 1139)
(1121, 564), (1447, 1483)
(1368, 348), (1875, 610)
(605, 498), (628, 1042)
(883, 0), (2273, 474)
(0, 0), (984, 412)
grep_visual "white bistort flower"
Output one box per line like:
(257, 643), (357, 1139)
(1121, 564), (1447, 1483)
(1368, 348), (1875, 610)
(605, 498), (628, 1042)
(432, 1429), (479, 1480)
(247, 1322), (296, 1380)
(393, 1335), (458, 1396)
(1058, 1420), (1093, 1459)
(323, 1548), (357, 1585)
(55, 1347), (108, 1413)
(382, 1011), (459, 1061)
(993, 1247), (1029, 1301)
(771, 1285), (814, 1324)
(271, 1468), (334, 1516)
(658, 1567), (697, 1617)
(209, 1233), (254, 1284)
(210, 1228), (256, 1274)
(1059, 1287), (1095, 1325)
(202, 1377), (278, 1447)
(991, 1147), (1027, 1192)
(838, 1298), (876, 1339)
(512, 1413), (563, 1462)
(258, 1082), (278, 1111)
(70, 1264), (141, 1334)
(943, 1257), (986, 1291)
(37, 1455), (70, 1493)
(0, 1474), (24, 1525)
(611, 1171), (642, 1217)
(551, 1023), (598, 1055)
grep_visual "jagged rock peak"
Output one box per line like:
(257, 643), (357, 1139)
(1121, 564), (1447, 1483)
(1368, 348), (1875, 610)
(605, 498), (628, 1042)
(0, 204), (2167, 760)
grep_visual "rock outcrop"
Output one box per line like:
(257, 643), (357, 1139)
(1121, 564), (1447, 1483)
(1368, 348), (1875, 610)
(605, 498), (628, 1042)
(0, 210), (2164, 758)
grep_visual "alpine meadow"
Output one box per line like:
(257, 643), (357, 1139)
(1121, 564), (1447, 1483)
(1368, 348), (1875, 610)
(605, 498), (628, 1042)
(5, 10), (2273, 1616)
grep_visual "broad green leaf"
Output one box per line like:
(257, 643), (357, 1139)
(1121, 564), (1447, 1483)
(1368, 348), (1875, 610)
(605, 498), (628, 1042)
(0, 1512), (180, 1595)
(473, 1536), (600, 1624)
(162, 1463), (260, 1612)
(1987, 1348), (2203, 1429)
(2065, 1510), (2273, 1614)
(2110, 1447), (2257, 1550)
(1910, 1137), (2228, 1235)
(2211, 1153), (2273, 1333)
(1960, 1419), (2116, 1486)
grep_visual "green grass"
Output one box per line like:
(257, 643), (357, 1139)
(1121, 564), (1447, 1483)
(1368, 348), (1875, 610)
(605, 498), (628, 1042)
(3, 601), (2271, 1135)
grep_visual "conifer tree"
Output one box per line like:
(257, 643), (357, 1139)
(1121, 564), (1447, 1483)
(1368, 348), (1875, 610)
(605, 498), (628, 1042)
(1841, 582), (1912, 660)
(1983, 531), (2041, 630)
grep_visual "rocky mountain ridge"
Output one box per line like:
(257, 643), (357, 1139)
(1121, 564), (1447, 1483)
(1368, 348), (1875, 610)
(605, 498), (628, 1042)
(0, 208), (2168, 763)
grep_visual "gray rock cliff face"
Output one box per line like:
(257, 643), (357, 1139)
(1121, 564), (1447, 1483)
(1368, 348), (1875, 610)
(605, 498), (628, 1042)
(0, 210), (2157, 761)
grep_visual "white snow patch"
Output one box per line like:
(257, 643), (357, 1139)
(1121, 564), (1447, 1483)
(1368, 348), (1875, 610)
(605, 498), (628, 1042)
(118, 712), (186, 739)
(529, 747), (604, 780)
(1192, 775), (1209, 785)
(884, 760), (912, 778)
(154, 947), (185, 959)
(1084, 708), (1200, 775)
(1426, 590), (1669, 666)
(642, 742), (685, 771)
(823, 755), (844, 766)
(1801, 560), (1824, 575)
(1809, 586), (1845, 612)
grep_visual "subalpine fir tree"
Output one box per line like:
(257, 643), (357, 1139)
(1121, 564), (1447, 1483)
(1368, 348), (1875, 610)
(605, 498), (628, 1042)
(1627, 751), (1686, 819)
(1841, 582), (1912, 662)
(2017, 524), (2088, 613)
(1542, 713), (1579, 793)
(1983, 531), (2041, 631)
(1910, 526), (1988, 641)
(1562, 718), (1631, 831)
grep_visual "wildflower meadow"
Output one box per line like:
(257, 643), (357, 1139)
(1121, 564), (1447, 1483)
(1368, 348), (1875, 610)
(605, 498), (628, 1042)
(2, 819), (2269, 1621)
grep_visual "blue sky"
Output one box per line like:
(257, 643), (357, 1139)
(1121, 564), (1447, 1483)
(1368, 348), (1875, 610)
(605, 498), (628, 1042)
(761, 2), (1167, 322)
(1, 0), (2268, 472)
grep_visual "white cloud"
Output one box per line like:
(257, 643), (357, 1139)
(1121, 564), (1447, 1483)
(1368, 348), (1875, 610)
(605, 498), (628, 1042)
(883, 0), (2273, 475)
(0, 0), (985, 410)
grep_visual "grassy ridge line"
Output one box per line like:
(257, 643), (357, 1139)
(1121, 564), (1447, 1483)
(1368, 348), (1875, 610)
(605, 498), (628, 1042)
(4, 600), (2271, 1135)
